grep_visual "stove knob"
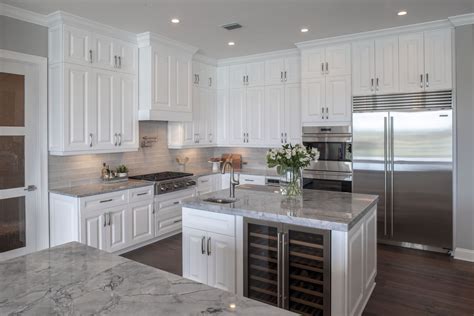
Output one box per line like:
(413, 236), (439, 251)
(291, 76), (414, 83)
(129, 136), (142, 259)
(187, 180), (196, 186)
(159, 185), (166, 192)
(173, 183), (179, 188)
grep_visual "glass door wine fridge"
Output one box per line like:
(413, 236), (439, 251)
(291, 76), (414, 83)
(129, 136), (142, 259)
(244, 218), (331, 315)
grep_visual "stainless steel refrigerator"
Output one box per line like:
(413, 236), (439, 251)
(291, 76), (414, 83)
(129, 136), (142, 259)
(352, 91), (453, 252)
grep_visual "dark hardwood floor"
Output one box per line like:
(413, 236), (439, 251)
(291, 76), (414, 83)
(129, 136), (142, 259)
(122, 234), (474, 316)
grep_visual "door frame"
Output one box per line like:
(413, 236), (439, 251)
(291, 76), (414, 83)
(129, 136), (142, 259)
(0, 49), (48, 257)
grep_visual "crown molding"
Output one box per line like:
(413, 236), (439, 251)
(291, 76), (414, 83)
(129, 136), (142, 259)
(296, 19), (452, 49)
(193, 54), (218, 66)
(218, 48), (299, 66)
(0, 3), (47, 26)
(137, 32), (199, 55)
(449, 13), (474, 27)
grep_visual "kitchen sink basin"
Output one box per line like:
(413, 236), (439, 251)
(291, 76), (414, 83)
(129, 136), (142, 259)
(202, 197), (238, 204)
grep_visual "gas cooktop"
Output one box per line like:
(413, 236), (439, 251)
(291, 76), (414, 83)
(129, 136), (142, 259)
(129, 172), (195, 195)
(129, 171), (193, 182)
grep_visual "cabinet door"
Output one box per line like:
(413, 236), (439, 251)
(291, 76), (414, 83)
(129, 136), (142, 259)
(229, 64), (246, 89)
(207, 90), (217, 144)
(183, 86), (199, 146)
(206, 65), (217, 89)
(325, 44), (351, 76)
(228, 89), (246, 145)
(115, 40), (138, 74)
(265, 58), (285, 86)
(216, 89), (229, 145)
(114, 73), (138, 149)
(246, 62), (265, 87)
(152, 48), (171, 109)
(325, 75), (351, 123)
(217, 66), (229, 90)
(92, 34), (115, 70)
(207, 232), (236, 293)
(424, 29), (452, 91)
(198, 88), (210, 144)
(265, 85), (285, 146)
(173, 54), (192, 113)
(301, 47), (325, 79)
(63, 63), (96, 151)
(246, 87), (265, 145)
(284, 56), (301, 84)
(183, 227), (208, 284)
(192, 61), (201, 86)
(301, 78), (326, 124)
(63, 25), (91, 66)
(80, 209), (106, 250)
(399, 32), (425, 92)
(375, 36), (399, 94)
(106, 206), (130, 253)
(130, 201), (154, 245)
(284, 83), (301, 144)
(93, 69), (115, 149)
(352, 40), (375, 96)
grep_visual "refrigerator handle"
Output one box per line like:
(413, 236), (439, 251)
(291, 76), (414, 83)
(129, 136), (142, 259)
(384, 117), (388, 236)
(277, 232), (282, 307)
(390, 116), (395, 237)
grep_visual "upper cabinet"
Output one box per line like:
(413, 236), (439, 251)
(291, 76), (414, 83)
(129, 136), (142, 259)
(193, 62), (217, 89)
(137, 32), (198, 122)
(301, 44), (351, 79)
(229, 62), (265, 88)
(265, 56), (301, 85)
(48, 13), (139, 155)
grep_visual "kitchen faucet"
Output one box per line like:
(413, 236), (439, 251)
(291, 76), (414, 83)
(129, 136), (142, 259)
(221, 160), (240, 199)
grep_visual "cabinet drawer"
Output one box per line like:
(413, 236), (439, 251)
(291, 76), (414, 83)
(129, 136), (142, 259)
(239, 174), (265, 185)
(80, 190), (128, 211)
(156, 204), (182, 237)
(129, 185), (154, 203)
(183, 207), (235, 237)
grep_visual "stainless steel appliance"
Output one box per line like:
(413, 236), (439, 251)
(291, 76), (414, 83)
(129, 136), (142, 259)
(129, 172), (196, 195)
(302, 126), (353, 192)
(352, 90), (453, 252)
(243, 218), (331, 315)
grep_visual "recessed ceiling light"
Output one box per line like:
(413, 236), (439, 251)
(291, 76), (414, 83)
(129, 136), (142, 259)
(301, 28), (309, 33)
(171, 18), (180, 24)
(397, 10), (407, 16)
(228, 41), (235, 46)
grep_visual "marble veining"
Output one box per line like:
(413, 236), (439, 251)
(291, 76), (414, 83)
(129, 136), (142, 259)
(0, 242), (295, 315)
(183, 185), (379, 232)
(49, 179), (154, 198)
(188, 167), (278, 178)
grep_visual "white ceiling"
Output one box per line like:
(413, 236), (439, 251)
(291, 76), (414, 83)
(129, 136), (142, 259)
(3, 0), (473, 59)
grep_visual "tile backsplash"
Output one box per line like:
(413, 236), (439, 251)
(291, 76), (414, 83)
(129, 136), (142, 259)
(48, 121), (271, 189)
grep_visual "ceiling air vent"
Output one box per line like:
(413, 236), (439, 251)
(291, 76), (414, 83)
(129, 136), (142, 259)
(222, 23), (242, 31)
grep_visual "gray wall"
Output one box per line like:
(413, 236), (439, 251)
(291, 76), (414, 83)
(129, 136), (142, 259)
(455, 25), (474, 251)
(0, 15), (48, 57)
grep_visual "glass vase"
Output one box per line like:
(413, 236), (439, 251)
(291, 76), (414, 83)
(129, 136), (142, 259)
(279, 166), (303, 198)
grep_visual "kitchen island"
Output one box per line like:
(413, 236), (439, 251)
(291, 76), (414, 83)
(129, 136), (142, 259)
(0, 242), (295, 315)
(182, 185), (379, 316)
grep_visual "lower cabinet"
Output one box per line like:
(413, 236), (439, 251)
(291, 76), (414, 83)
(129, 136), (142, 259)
(155, 188), (196, 238)
(130, 201), (155, 245)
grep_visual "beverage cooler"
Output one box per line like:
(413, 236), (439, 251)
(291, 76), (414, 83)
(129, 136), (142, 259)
(243, 219), (331, 315)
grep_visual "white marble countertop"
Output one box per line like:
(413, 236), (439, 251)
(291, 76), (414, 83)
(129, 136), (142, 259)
(49, 179), (154, 198)
(188, 167), (279, 178)
(183, 185), (379, 232)
(0, 242), (296, 315)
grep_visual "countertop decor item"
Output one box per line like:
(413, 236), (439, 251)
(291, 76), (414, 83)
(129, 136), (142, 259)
(266, 143), (319, 198)
(208, 157), (223, 172)
(176, 156), (189, 172)
(116, 164), (129, 178)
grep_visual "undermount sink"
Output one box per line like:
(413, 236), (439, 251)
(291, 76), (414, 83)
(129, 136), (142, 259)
(202, 197), (238, 204)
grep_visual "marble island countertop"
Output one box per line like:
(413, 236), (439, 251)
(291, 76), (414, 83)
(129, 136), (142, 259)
(0, 242), (295, 316)
(49, 179), (154, 198)
(183, 185), (379, 232)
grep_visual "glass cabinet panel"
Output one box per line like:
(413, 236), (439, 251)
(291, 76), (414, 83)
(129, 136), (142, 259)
(0, 197), (26, 253)
(0, 136), (25, 190)
(0, 73), (25, 126)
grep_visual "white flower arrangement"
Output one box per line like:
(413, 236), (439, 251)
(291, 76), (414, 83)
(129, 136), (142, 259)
(266, 143), (320, 173)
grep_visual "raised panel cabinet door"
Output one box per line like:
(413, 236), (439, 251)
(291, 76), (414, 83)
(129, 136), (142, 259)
(301, 78), (325, 124)
(325, 43), (351, 76)
(325, 75), (352, 123)
(352, 40), (375, 96)
(284, 83), (302, 144)
(375, 36), (399, 94)
(182, 227), (208, 284)
(207, 232), (236, 293)
(63, 25), (92, 65)
(152, 48), (171, 109)
(197, 62), (209, 88)
(246, 87), (265, 145)
(399, 32), (425, 92)
(424, 28), (452, 91)
(174, 55), (192, 113)
(114, 73), (138, 149)
(106, 206), (130, 253)
(264, 85), (285, 146)
(228, 88), (246, 145)
(93, 69), (115, 149)
(92, 34), (115, 70)
(364, 208), (377, 292)
(301, 47), (325, 79)
(216, 89), (229, 145)
(217, 66), (229, 90)
(229, 64), (246, 89)
(207, 90), (217, 144)
(63, 63), (96, 151)
(197, 88), (209, 144)
(265, 58), (285, 85)
(130, 202), (154, 245)
(348, 223), (365, 316)
(183, 85), (200, 145)
(284, 56), (301, 84)
(246, 62), (265, 87)
(115, 40), (138, 74)
(80, 209), (106, 250)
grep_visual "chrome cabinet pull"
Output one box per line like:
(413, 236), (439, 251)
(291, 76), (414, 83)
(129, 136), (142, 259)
(89, 50), (93, 63)
(325, 62), (329, 74)
(246, 132), (249, 143)
(281, 71), (283, 82)
(118, 56), (122, 68)
(326, 107), (329, 119)
(207, 237), (211, 256)
(197, 74), (200, 84)
(100, 199), (113, 203)
(173, 201), (180, 205)
(284, 71), (287, 81)
(114, 133), (118, 146)
(420, 74), (424, 88)
(137, 192), (148, 196)
(89, 133), (93, 147)
(376, 78), (380, 91)
(114, 56), (117, 68)
(246, 75), (249, 85)
(321, 62), (324, 75)
(243, 76), (245, 85)
(108, 213), (112, 226)
(173, 219), (182, 224)
(371, 78), (374, 91)
(201, 236), (206, 254)
(103, 214), (107, 227)
(209, 77), (212, 87)
(284, 132), (287, 143)
(321, 106), (325, 120)
(425, 73), (429, 88)
(281, 132), (284, 143)
(24, 185), (37, 192)
(118, 133), (122, 146)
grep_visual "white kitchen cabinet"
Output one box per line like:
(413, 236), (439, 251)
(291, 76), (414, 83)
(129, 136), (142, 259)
(93, 33), (115, 70)
(106, 205), (130, 253)
(80, 208), (107, 250)
(138, 32), (197, 121)
(325, 75), (352, 123)
(239, 174), (266, 186)
(265, 57), (301, 85)
(114, 73), (139, 149)
(228, 88), (246, 144)
(130, 201), (155, 245)
(114, 40), (138, 74)
(216, 87), (229, 145)
(155, 188), (196, 238)
(229, 62), (265, 88)
(62, 25), (92, 66)
(301, 44), (351, 79)
(183, 227), (209, 284)
(284, 83), (302, 144)
(207, 232), (236, 292)
(352, 40), (375, 96)
(94, 69), (115, 149)
(399, 32), (425, 93)
(302, 78), (325, 124)
(193, 62), (217, 89)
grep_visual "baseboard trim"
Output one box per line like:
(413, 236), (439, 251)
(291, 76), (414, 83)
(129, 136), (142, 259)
(454, 247), (474, 262)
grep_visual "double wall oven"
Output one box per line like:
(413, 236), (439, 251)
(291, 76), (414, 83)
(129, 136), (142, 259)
(302, 126), (353, 193)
